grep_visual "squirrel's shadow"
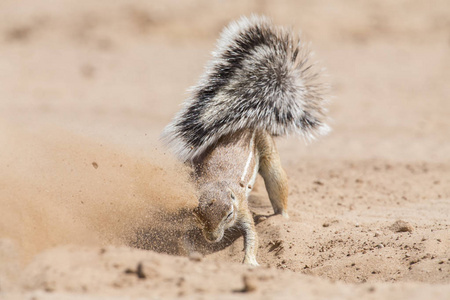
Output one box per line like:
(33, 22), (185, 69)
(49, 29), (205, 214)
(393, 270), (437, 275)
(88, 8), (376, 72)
(129, 205), (273, 256)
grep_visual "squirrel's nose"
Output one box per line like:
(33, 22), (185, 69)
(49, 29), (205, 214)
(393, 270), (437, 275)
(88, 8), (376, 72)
(204, 231), (222, 243)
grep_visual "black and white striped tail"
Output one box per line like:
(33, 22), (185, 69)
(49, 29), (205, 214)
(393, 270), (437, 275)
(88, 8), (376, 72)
(162, 15), (329, 162)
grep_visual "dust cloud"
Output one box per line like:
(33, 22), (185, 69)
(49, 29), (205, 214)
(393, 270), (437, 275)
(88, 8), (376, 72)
(0, 121), (197, 263)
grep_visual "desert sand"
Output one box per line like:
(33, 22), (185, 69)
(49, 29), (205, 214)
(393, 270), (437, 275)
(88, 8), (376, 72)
(0, 0), (449, 299)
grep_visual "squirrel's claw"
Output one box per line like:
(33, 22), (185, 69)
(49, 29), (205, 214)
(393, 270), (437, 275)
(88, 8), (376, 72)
(243, 256), (260, 267)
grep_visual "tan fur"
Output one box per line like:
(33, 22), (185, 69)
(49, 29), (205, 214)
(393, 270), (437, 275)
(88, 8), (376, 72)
(192, 130), (288, 266)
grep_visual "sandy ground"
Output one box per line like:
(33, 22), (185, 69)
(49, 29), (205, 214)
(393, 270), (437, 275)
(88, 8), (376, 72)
(0, 0), (449, 299)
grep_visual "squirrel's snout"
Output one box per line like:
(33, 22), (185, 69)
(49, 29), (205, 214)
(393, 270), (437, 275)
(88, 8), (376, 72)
(203, 230), (223, 243)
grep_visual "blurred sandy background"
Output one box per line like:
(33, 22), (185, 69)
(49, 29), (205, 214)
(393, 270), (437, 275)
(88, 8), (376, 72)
(0, 0), (449, 299)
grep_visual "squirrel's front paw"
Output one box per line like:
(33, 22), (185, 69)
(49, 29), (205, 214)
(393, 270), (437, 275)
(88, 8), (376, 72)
(243, 256), (260, 267)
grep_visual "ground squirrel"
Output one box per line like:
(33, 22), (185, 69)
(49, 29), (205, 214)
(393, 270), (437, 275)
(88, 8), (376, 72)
(162, 15), (329, 266)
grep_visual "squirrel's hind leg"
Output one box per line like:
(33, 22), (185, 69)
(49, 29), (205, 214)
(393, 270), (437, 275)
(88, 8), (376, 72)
(257, 132), (289, 218)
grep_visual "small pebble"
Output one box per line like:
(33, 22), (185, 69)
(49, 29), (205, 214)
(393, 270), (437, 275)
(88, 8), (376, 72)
(189, 251), (203, 262)
(389, 220), (413, 233)
(242, 275), (257, 292)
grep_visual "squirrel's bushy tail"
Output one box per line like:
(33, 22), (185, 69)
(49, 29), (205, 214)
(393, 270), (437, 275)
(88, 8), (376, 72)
(162, 15), (329, 162)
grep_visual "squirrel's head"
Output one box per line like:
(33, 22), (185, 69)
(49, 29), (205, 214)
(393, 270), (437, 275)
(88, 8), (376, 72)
(193, 181), (238, 243)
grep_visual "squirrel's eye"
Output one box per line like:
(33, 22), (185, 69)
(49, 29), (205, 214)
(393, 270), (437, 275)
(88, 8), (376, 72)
(230, 193), (235, 200)
(226, 212), (233, 220)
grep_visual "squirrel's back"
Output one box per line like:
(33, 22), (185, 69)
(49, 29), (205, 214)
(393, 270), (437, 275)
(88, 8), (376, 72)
(162, 15), (329, 162)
